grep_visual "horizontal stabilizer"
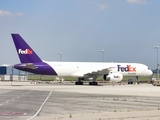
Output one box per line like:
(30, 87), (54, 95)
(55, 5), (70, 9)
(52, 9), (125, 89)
(14, 63), (37, 69)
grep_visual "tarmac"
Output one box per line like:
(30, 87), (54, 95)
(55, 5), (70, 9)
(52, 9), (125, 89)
(0, 82), (160, 120)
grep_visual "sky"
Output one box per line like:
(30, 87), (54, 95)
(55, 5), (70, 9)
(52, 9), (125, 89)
(0, 0), (160, 69)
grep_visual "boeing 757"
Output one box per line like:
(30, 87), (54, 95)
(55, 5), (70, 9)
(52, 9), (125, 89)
(11, 34), (153, 85)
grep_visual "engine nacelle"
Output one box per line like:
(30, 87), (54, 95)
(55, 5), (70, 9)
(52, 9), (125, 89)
(104, 72), (123, 82)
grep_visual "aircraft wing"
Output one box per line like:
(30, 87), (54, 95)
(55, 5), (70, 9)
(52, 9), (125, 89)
(72, 67), (116, 77)
(84, 67), (116, 77)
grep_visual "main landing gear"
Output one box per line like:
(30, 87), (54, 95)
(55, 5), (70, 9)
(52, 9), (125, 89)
(75, 75), (98, 85)
(89, 81), (98, 85)
(75, 81), (98, 85)
(75, 81), (83, 85)
(75, 78), (83, 85)
(89, 75), (98, 85)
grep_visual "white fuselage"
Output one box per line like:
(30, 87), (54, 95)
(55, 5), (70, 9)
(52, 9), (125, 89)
(45, 61), (153, 77)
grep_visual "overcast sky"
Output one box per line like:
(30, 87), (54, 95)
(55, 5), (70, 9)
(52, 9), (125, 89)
(0, 0), (160, 69)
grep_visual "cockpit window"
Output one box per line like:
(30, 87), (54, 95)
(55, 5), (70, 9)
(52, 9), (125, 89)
(148, 68), (150, 70)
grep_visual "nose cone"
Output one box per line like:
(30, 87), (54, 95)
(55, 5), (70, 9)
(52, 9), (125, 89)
(149, 70), (153, 76)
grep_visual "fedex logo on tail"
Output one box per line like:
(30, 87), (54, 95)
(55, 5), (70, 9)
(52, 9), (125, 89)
(117, 65), (136, 72)
(18, 49), (33, 54)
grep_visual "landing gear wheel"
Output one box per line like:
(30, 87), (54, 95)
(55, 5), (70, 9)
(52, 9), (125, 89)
(75, 81), (83, 85)
(89, 82), (98, 85)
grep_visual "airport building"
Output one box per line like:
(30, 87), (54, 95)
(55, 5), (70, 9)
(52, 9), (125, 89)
(0, 66), (28, 81)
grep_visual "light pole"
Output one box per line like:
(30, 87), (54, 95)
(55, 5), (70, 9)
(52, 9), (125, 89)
(100, 50), (105, 62)
(58, 52), (62, 61)
(154, 46), (159, 80)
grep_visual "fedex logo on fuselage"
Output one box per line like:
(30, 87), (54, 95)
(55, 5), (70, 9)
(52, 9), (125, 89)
(114, 75), (121, 78)
(117, 65), (136, 72)
(18, 49), (33, 54)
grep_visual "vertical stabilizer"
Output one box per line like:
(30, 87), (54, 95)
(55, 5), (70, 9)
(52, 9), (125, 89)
(11, 34), (42, 63)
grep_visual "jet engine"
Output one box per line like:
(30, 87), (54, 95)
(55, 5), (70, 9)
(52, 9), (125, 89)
(103, 72), (123, 82)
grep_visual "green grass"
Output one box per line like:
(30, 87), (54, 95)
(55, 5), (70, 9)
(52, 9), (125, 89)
(28, 75), (77, 81)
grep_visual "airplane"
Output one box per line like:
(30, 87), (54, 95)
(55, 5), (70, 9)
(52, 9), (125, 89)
(11, 34), (153, 85)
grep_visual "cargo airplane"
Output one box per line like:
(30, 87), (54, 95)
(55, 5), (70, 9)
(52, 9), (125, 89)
(11, 34), (153, 85)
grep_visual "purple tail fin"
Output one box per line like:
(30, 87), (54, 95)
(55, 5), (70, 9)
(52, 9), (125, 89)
(11, 34), (42, 63)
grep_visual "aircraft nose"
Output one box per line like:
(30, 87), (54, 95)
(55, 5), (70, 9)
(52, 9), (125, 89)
(149, 70), (153, 75)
